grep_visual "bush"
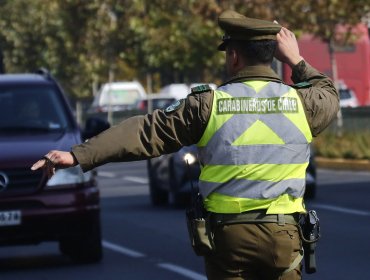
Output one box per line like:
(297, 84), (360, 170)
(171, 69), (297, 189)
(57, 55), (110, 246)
(313, 131), (370, 160)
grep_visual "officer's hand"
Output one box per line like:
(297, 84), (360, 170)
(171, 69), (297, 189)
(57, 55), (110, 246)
(274, 26), (304, 67)
(31, 151), (77, 176)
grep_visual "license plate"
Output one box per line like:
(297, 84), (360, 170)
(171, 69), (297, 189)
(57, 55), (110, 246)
(0, 210), (21, 226)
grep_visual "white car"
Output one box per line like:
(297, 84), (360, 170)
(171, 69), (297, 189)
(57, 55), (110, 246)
(159, 83), (190, 100)
(159, 83), (217, 100)
(90, 81), (147, 112)
(338, 81), (359, 108)
(339, 88), (359, 108)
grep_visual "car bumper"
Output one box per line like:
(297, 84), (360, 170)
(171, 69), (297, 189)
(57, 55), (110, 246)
(0, 186), (100, 245)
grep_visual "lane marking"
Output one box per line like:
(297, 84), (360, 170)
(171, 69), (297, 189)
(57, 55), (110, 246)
(311, 203), (370, 216)
(97, 173), (148, 185)
(158, 263), (207, 280)
(103, 240), (207, 279)
(123, 176), (148, 184)
(102, 240), (145, 258)
(97, 171), (116, 178)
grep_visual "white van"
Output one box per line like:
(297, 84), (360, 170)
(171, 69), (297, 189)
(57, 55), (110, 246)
(159, 83), (189, 100)
(159, 83), (217, 100)
(90, 81), (146, 112)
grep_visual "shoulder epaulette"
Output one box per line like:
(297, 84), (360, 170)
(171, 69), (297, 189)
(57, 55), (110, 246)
(291, 81), (312, 89)
(191, 84), (212, 94)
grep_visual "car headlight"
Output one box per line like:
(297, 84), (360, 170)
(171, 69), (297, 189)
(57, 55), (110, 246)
(46, 165), (93, 188)
(183, 153), (196, 165)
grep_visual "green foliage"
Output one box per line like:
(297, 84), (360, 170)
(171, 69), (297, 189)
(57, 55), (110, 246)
(221, 0), (370, 41)
(314, 131), (370, 160)
(0, 0), (368, 99)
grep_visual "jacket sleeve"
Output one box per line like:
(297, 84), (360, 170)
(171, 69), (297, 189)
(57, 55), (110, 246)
(72, 92), (212, 172)
(292, 60), (340, 137)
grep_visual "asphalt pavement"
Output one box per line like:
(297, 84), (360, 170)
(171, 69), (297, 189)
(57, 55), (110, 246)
(0, 162), (369, 280)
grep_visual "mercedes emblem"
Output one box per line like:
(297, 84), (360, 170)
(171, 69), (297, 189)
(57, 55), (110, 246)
(0, 171), (9, 192)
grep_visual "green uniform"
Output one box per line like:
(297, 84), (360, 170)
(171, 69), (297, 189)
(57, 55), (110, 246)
(72, 61), (339, 171)
(71, 10), (339, 280)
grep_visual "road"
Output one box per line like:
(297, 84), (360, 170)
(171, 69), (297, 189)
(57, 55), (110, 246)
(0, 161), (370, 280)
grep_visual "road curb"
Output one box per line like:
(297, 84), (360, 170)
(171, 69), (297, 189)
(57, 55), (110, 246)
(316, 157), (370, 171)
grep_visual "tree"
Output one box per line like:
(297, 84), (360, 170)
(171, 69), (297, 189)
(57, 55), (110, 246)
(129, 0), (224, 87)
(0, 0), (368, 100)
(0, 0), (144, 97)
(0, 0), (96, 97)
(218, 0), (370, 82)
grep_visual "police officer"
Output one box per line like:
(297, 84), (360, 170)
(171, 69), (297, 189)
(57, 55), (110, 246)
(32, 10), (339, 280)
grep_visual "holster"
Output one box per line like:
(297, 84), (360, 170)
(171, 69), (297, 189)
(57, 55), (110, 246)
(185, 192), (214, 256)
(186, 213), (214, 256)
(299, 210), (321, 274)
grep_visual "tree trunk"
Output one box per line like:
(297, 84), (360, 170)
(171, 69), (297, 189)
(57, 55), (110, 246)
(329, 39), (343, 137)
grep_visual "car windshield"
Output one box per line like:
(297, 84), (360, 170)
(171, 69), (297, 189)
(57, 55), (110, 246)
(99, 88), (141, 106)
(0, 84), (71, 133)
(339, 89), (352, 100)
(147, 98), (176, 110)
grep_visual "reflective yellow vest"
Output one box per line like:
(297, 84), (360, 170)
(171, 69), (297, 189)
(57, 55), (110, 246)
(197, 81), (312, 214)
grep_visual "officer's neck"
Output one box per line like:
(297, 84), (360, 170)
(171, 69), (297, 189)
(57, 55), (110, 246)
(228, 62), (272, 79)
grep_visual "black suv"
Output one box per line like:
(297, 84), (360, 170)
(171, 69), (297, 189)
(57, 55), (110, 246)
(0, 69), (108, 263)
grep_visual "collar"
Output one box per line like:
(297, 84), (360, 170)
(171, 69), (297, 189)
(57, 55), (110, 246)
(220, 65), (282, 86)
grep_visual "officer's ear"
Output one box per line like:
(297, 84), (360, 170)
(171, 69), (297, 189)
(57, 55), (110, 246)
(226, 44), (240, 70)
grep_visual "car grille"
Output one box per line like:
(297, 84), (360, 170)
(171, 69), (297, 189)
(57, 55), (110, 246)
(0, 168), (44, 197)
(0, 201), (44, 210)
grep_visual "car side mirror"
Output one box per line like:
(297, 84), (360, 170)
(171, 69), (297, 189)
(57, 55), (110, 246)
(82, 117), (110, 141)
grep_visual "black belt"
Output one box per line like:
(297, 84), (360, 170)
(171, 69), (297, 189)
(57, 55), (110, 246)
(210, 210), (299, 226)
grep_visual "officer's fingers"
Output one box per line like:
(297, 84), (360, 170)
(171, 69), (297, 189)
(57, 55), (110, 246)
(276, 32), (282, 41)
(278, 27), (286, 37)
(45, 150), (63, 166)
(278, 27), (291, 38)
(282, 27), (296, 39)
(46, 151), (76, 168)
(276, 32), (288, 47)
(31, 159), (47, 171)
(45, 151), (57, 164)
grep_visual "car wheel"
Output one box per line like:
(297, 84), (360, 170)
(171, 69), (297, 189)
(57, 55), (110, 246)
(59, 215), (103, 263)
(169, 160), (189, 208)
(147, 161), (168, 206)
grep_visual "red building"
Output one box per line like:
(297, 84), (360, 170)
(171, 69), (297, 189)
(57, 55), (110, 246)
(283, 24), (370, 106)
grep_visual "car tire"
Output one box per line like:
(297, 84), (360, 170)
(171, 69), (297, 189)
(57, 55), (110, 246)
(59, 215), (103, 263)
(168, 160), (189, 208)
(147, 161), (168, 206)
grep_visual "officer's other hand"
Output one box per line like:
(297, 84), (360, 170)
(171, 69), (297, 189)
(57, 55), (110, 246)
(31, 151), (77, 176)
(274, 25), (304, 68)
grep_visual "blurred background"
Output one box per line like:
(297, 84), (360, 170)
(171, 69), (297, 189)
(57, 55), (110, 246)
(0, 1), (370, 280)
(0, 0), (369, 159)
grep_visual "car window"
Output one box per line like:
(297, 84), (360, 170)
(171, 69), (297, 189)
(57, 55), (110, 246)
(0, 85), (71, 132)
(339, 89), (352, 100)
(139, 97), (176, 112)
(151, 98), (176, 110)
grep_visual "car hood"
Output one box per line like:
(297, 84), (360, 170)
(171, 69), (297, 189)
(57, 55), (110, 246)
(0, 130), (81, 168)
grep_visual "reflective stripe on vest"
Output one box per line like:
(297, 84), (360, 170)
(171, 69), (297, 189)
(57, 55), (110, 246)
(197, 81), (312, 213)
